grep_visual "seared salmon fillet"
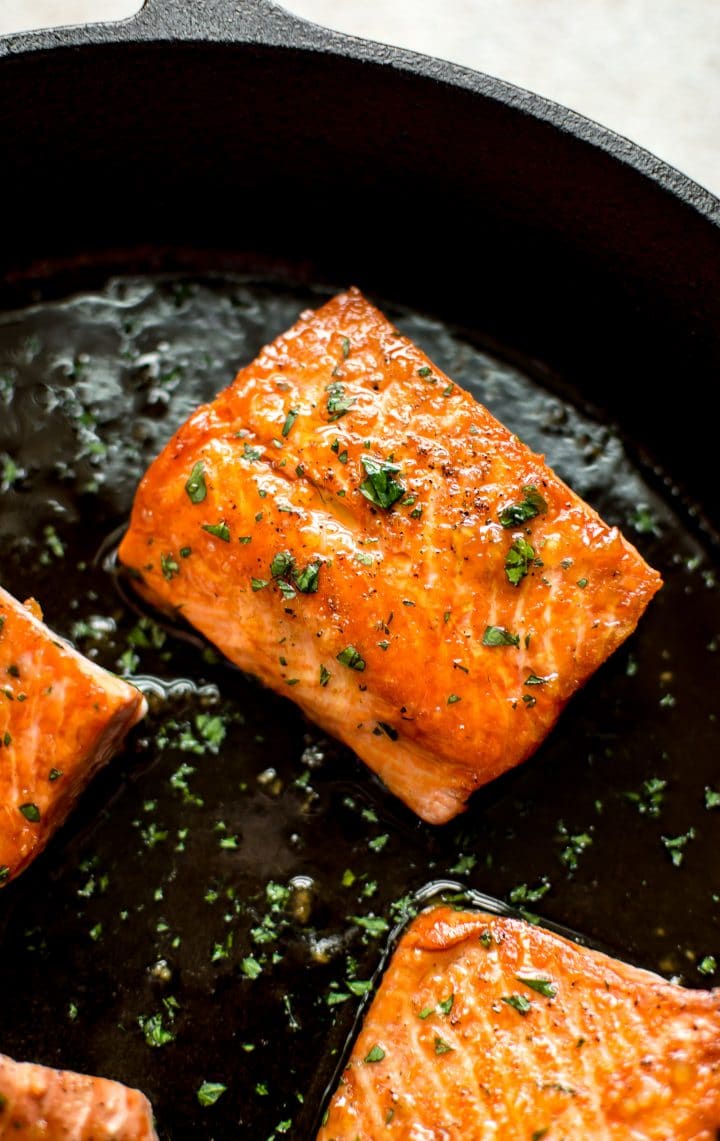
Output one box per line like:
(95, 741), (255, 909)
(119, 288), (661, 823)
(318, 906), (720, 1140)
(0, 1053), (157, 1139)
(0, 585), (147, 884)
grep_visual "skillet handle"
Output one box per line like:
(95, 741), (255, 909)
(130, 0), (324, 46)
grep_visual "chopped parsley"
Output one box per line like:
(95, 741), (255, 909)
(482, 625), (520, 647)
(294, 560), (321, 594)
(438, 993), (454, 1015)
(505, 537), (538, 586)
(197, 1081), (227, 1107)
(138, 1012), (174, 1047)
(242, 443), (262, 462)
(337, 645), (366, 671)
(434, 1036), (454, 1054)
(525, 674), (550, 686)
(19, 803), (40, 823)
(251, 578), (268, 591)
(705, 787), (720, 809)
(502, 994), (531, 1016)
(341, 336), (350, 358)
(202, 521), (231, 542)
(326, 381), (355, 421)
(359, 456), (405, 509)
(160, 552), (180, 581)
(364, 1045), (385, 1063)
(499, 485), (548, 528)
(282, 408), (299, 437)
(662, 827), (696, 867)
(699, 955), (717, 976)
(447, 694), (461, 704)
(241, 956), (263, 979)
(417, 365), (432, 378)
(516, 977), (557, 998)
(320, 664), (331, 687)
(184, 461), (207, 503)
(625, 777), (667, 817)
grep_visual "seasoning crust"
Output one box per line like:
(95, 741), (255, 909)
(119, 288), (661, 823)
(318, 906), (720, 1139)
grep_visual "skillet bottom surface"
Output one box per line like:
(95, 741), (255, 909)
(0, 273), (718, 1138)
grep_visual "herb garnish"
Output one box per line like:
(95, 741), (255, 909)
(319, 665), (331, 687)
(662, 827), (696, 867)
(294, 561), (321, 594)
(516, 977), (557, 998)
(282, 408), (299, 437)
(326, 382), (355, 421)
(499, 485), (548, 528)
(502, 994), (531, 1016)
(251, 578), (268, 591)
(337, 645), (366, 671)
(160, 552), (180, 581)
(242, 443), (262, 462)
(434, 1036), (454, 1054)
(196, 1081), (227, 1107)
(19, 803), (40, 822)
(184, 461), (207, 504)
(202, 521), (230, 542)
(505, 537), (538, 586)
(364, 1045), (385, 1063)
(483, 625), (520, 647)
(360, 456), (405, 509)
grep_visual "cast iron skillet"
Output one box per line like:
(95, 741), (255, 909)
(1, 1), (720, 1137)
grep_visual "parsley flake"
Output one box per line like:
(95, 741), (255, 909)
(434, 1036), (454, 1054)
(197, 1081), (227, 1107)
(202, 521), (230, 542)
(502, 993), (531, 1016)
(516, 976), (557, 998)
(337, 645), (366, 671)
(282, 408), (299, 437)
(364, 1045), (385, 1064)
(499, 485), (548, 528)
(483, 625), (520, 647)
(505, 537), (538, 586)
(326, 381), (355, 421)
(160, 552), (180, 581)
(359, 456), (405, 510)
(184, 461), (207, 503)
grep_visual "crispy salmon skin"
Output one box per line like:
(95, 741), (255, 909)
(318, 906), (720, 1140)
(0, 1053), (157, 1139)
(0, 586), (147, 884)
(119, 288), (661, 822)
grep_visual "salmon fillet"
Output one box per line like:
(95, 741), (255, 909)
(318, 906), (720, 1140)
(0, 1053), (157, 1139)
(0, 585), (147, 884)
(118, 288), (661, 823)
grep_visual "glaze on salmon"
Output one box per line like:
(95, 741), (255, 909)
(119, 288), (661, 823)
(0, 586), (147, 884)
(318, 906), (720, 1140)
(0, 1053), (157, 1139)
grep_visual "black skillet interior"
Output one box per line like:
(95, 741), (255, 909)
(1, 1), (720, 1137)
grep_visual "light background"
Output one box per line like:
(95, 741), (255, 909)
(2, 0), (719, 197)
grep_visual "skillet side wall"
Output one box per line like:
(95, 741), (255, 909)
(1, 39), (720, 529)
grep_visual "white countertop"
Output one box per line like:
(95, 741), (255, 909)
(2, 0), (719, 198)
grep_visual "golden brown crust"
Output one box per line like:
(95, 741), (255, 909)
(0, 586), (147, 883)
(119, 288), (660, 822)
(319, 906), (720, 1140)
